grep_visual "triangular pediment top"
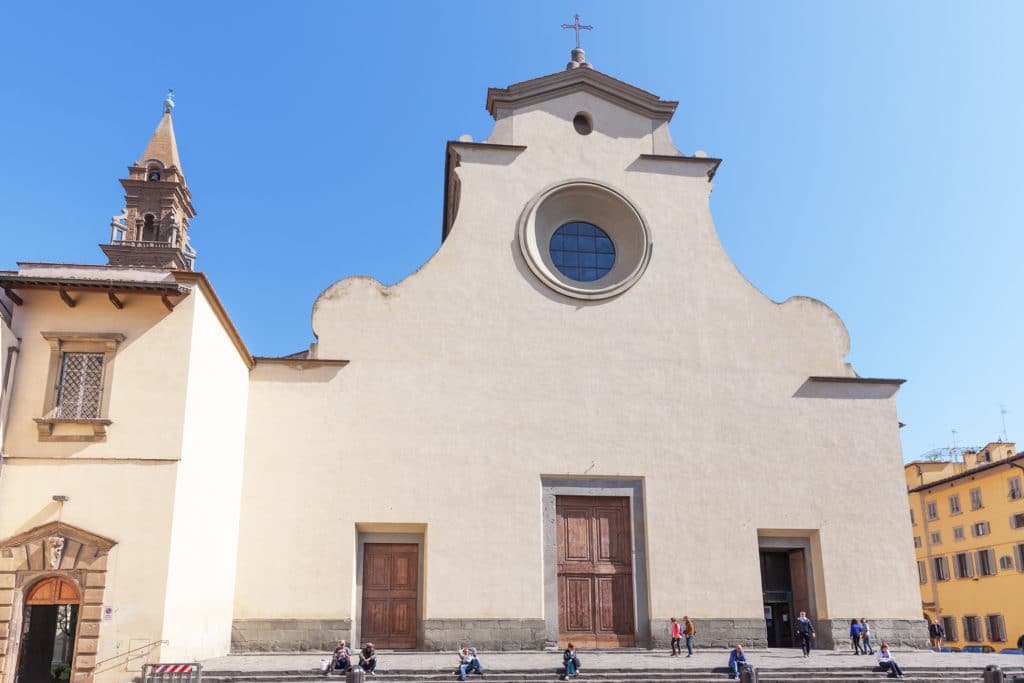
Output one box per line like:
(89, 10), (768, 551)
(0, 521), (117, 551)
(486, 68), (678, 121)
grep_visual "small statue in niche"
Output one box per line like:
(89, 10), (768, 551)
(45, 536), (65, 569)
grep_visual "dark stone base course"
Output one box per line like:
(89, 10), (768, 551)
(823, 618), (930, 651)
(231, 616), (929, 653)
(649, 618), (767, 650)
(423, 619), (547, 651)
(649, 618), (930, 651)
(231, 619), (352, 652)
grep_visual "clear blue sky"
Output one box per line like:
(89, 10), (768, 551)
(2, 1), (1021, 461)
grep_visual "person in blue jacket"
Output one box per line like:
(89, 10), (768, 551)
(727, 644), (747, 679)
(850, 619), (864, 654)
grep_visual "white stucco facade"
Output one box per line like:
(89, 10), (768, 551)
(0, 61), (926, 683)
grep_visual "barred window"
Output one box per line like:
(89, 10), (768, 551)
(56, 352), (105, 419)
(953, 552), (973, 579)
(963, 615), (983, 642)
(985, 614), (1006, 642)
(1010, 477), (1023, 501)
(970, 488), (983, 510)
(949, 494), (961, 514)
(917, 560), (927, 584)
(975, 549), (997, 576)
(942, 616), (958, 642)
(932, 556), (950, 581)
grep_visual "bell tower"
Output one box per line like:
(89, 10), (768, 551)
(101, 90), (198, 269)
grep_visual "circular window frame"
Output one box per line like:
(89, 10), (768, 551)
(517, 180), (652, 301)
(573, 112), (593, 135)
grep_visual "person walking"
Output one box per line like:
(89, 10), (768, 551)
(683, 616), (696, 657)
(876, 643), (904, 678)
(860, 619), (874, 655)
(850, 619), (864, 654)
(927, 618), (944, 650)
(727, 644), (748, 680)
(670, 617), (682, 656)
(795, 612), (814, 657)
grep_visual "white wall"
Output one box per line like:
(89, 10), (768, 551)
(160, 287), (249, 660)
(234, 87), (920, 627)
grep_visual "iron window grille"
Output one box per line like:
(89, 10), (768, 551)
(55, 352), (105, 419)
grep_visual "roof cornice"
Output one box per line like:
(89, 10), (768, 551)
(486, 68), (678, 121)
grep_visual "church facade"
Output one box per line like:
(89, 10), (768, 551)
(0, 53), (926, 683)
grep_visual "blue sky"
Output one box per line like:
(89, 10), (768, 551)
(2, 1), (1021, 461)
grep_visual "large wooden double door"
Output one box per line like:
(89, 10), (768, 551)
(361, 543), (419, 648)
(556, 496), (636, 647)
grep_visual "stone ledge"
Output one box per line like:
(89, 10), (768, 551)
(231, 619), (353, 652)
(423, 619), (546, 651)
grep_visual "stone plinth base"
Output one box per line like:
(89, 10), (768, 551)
(231, 619), (352, 652)
(423, 618), (547, 651)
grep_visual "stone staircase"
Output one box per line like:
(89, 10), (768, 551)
(202, 665), (1024, 683)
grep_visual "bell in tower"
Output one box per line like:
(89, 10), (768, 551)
(101, 90), (198, 270)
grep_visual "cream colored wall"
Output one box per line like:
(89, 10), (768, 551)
(0, 459), (178, 680)
(235, 88), (921, 626)
(3, 291), (192, 461)
(159, 289), (249, 661)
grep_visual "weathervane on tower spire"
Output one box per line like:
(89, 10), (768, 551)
(561, 13), (594, 70)
(163, 89), (175, 114)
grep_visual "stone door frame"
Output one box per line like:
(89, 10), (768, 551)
(353, 531), (424, 649)
(541, 477), (650, 648)
(0, 522), (116, 683)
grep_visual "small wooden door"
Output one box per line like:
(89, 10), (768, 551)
(361, 543), (419, 648)
(556, 496), (635, 647)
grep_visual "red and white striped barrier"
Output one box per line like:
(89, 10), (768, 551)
(153, 664), (195, 674)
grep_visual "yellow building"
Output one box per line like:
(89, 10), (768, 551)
(906, 442), (1024, 651)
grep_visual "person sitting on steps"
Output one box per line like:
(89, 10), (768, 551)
(876, 643), (904, 678)
(332, 641), (351, 674)
(456, 646), (483, 680)
(359, 643), (377, 676)
(560, 642), (581, 680)
(727, 644), (747, 680)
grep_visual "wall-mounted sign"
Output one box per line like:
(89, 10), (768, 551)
(102, 606), (114, 621)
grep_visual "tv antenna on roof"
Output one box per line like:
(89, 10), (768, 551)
(1000, 404), (1009, 442)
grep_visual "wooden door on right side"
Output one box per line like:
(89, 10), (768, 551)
(556, 496), (636, 647)
(361, 543), (419, 649)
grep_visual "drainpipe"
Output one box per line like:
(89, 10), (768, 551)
(0, 338), (22, 477)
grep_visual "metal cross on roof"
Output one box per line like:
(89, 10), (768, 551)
(561, 13), (593, 49)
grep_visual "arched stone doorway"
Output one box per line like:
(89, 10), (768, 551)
(17, 577), (81, 683)
(0, 522), (116, 683)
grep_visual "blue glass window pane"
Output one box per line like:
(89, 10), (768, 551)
(549, 221), (615, 282)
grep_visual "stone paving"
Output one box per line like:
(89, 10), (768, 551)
(202, 649), (1024, 674)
